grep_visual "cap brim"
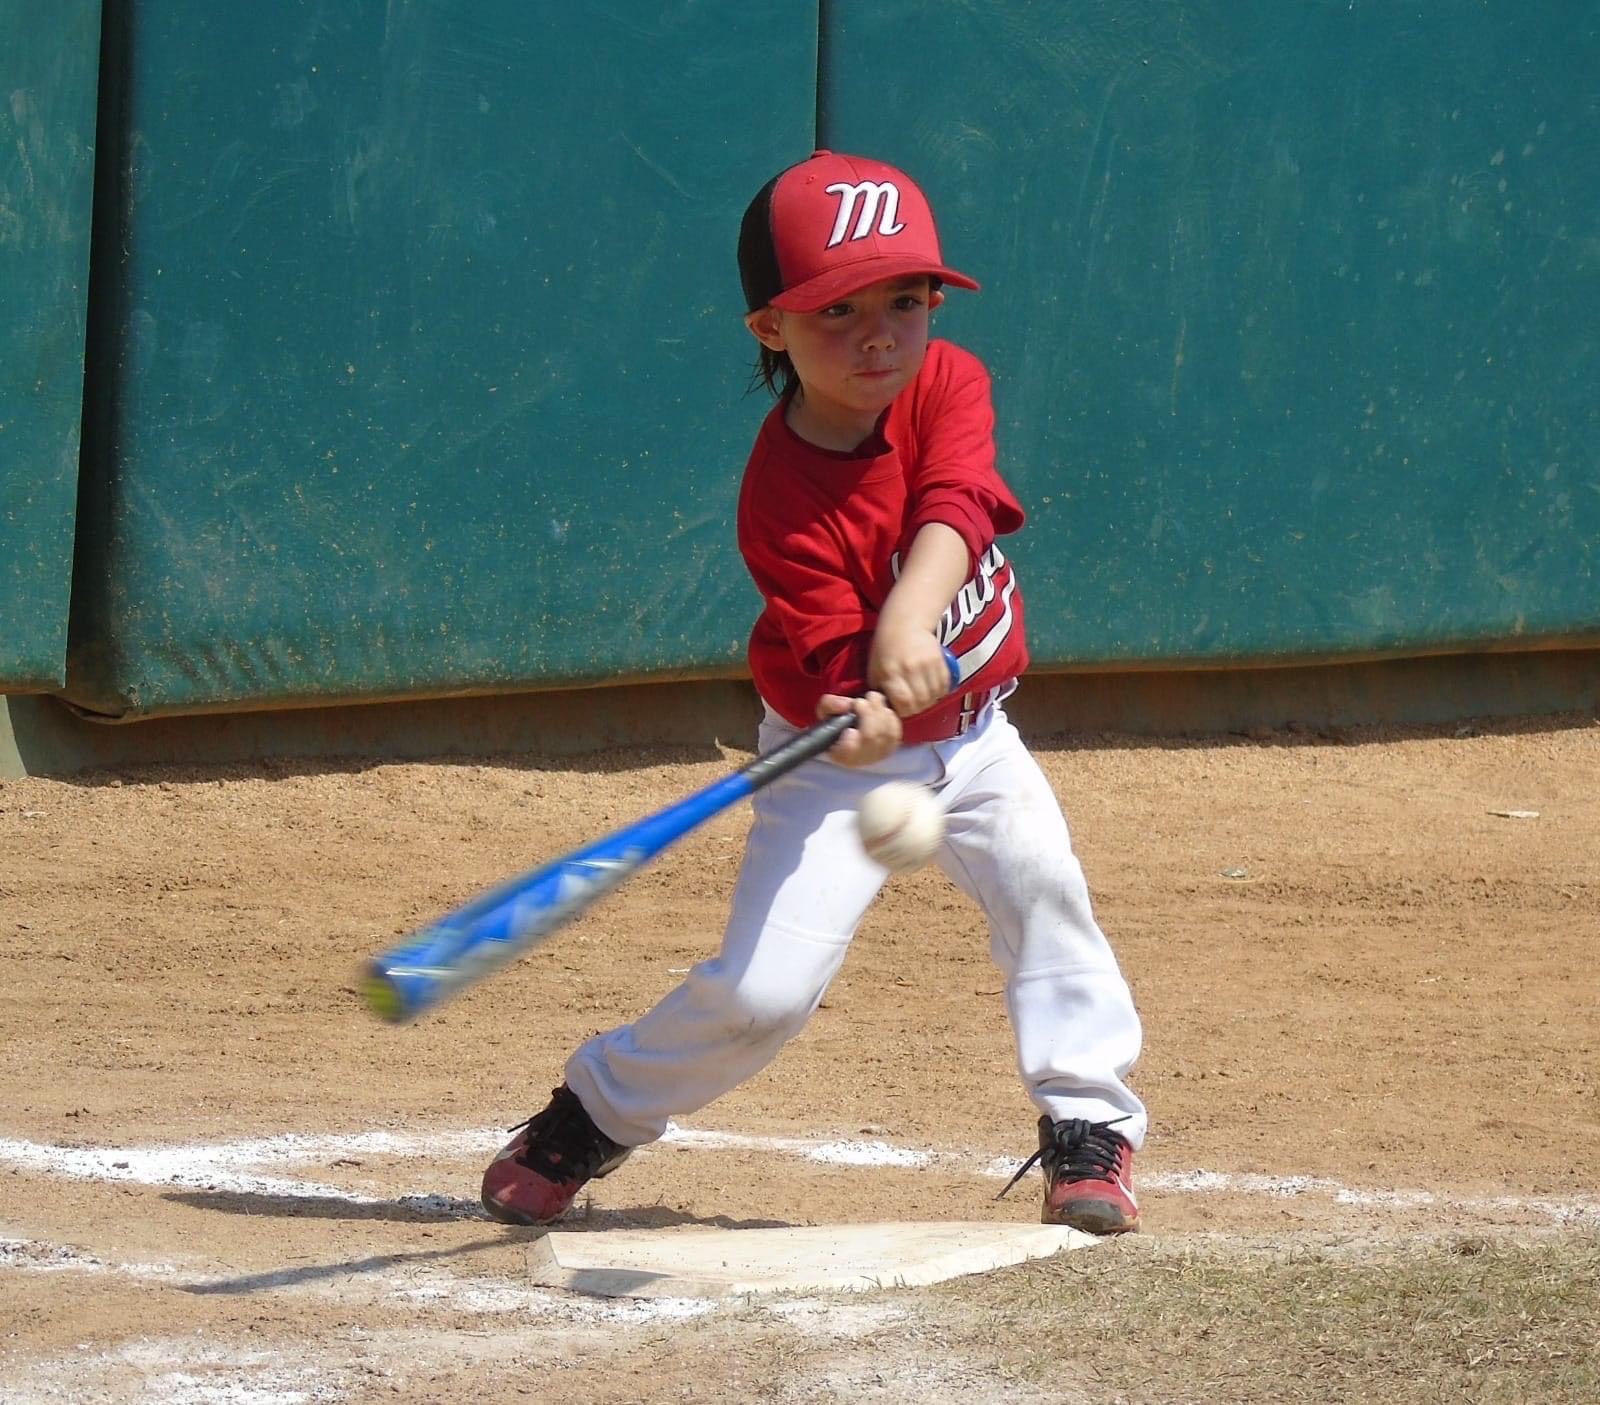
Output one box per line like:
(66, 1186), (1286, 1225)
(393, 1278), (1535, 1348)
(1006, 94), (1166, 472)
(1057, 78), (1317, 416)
(770, 256), (980, 313)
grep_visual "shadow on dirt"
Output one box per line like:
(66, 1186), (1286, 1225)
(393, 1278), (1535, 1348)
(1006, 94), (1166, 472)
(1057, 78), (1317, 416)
(163, 1188), (485, 1223)
(177, 1237), (510, 1295)
(164, 1187), (794, 1233)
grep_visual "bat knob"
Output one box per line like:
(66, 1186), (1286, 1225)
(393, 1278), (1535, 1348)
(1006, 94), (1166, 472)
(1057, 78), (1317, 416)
(360, 968), (408, 1024)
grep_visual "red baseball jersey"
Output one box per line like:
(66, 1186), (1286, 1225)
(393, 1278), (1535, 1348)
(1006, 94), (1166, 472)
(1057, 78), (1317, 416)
(737, 339), (1029, 743)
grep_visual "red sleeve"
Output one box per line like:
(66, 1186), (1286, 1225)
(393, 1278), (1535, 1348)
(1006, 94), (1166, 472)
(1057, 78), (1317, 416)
(741, 517), (868, 660)
(738, 470), (874, 697)
(903, 345), (1025, 565)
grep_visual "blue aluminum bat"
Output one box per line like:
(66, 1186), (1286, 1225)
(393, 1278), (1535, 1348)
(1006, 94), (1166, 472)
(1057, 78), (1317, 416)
(362, 651), (962, 1022)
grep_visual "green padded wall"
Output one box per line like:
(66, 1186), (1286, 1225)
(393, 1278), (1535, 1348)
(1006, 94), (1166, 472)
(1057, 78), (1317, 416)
(66, 2), (814, 717)
(0, 0), (101, 689)
(825, 1), (1600, 664)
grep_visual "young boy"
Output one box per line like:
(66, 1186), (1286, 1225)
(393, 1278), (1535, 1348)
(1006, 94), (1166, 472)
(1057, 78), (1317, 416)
(482, 151), (1146, 1234)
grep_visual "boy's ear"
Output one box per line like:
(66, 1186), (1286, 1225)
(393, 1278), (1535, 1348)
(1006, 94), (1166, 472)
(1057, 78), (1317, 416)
(929, 288), (946, 310)
(744, 306), (786, 351)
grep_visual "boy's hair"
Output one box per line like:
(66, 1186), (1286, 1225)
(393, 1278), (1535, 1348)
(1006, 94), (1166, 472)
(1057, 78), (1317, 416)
(751, 344), (798, 401)
(739, 174), (796, 398)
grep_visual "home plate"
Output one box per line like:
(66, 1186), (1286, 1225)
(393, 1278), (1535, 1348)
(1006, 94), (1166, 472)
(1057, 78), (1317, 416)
(529, 1221), (1096, 1298)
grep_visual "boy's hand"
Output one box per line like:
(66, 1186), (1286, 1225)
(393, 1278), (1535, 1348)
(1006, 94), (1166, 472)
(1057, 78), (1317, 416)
(869, 622), (954, 719)
(816, 691), (902, 767)
(869, 521), (969, 717)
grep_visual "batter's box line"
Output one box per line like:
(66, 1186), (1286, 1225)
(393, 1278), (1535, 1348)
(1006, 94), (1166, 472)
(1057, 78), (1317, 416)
(0, 1128), (1595, 1229)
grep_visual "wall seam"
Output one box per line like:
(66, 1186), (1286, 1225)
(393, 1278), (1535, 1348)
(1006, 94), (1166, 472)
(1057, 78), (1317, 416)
(814, 0), (830, 149)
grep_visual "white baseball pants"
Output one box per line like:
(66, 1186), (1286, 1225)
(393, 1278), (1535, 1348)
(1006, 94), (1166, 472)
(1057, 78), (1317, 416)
(564, 698), (1146, 1149)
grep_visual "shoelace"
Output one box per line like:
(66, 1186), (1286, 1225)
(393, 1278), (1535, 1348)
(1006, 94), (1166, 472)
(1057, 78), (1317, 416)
(507, 1086), (622, 1183)
(995, 1113), (1133, 1201)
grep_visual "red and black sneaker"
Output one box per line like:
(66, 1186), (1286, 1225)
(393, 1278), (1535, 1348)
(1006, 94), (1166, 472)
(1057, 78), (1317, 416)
(998, 1114), (1140, 1235)
(480, 1085), (633, 1226)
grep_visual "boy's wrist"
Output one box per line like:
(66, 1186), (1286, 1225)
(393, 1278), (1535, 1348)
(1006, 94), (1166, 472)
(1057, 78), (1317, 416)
(877, 596), (941, 637)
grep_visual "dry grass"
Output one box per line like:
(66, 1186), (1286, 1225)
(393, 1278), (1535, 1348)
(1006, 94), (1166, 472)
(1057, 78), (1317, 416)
(930, 1230), (1600, 1404)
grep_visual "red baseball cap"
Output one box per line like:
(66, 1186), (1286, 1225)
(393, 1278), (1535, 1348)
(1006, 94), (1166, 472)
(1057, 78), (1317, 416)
(738, 150), (980, 314)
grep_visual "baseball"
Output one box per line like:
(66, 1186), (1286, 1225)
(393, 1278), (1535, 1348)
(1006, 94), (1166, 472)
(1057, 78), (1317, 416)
(856, 781), (944, 872)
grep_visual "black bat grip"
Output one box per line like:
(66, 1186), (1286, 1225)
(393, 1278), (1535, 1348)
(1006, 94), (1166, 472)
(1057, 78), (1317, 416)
(741, 711), (856, 790)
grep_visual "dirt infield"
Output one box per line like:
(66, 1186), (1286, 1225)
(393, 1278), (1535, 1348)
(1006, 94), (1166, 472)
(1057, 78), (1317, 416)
(2, 708), (1597, 1401)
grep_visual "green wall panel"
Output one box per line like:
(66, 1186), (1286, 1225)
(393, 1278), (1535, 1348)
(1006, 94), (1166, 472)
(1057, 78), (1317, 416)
(825, 1), (1600, 664)
(0, 0), (101, 689)
(66, 2), (814, 717)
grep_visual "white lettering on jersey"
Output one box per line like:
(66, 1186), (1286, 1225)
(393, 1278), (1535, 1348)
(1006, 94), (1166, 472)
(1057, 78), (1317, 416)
(946, 574), (1017, 683)
(824, 180), (907, 247)
(887, 544), (1017, 686)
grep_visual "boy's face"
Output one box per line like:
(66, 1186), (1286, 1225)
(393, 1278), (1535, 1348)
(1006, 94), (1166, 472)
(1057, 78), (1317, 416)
(746, 276), (945, 448)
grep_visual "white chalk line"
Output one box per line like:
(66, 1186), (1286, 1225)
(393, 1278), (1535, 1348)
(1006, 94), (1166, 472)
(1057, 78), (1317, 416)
(2, 1124), (1596, 1231)
(1, 1236), (177, 1280)
(0, 1229), (894, 1334)
(0, 1296), (910, 1405)
(0, 1336), (347, 1405)
(1136, 1167), (1600, 1226)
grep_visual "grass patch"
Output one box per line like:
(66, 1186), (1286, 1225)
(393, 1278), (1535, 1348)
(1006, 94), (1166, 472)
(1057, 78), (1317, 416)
(936, 1231), (1600, 1403)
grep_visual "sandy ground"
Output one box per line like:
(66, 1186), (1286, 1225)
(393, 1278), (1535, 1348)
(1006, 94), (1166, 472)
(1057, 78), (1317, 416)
(1, 708), (1596, 1401)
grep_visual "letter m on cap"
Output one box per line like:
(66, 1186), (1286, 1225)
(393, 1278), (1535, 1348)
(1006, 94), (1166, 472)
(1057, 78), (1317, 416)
(823, 181), (907, 248)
